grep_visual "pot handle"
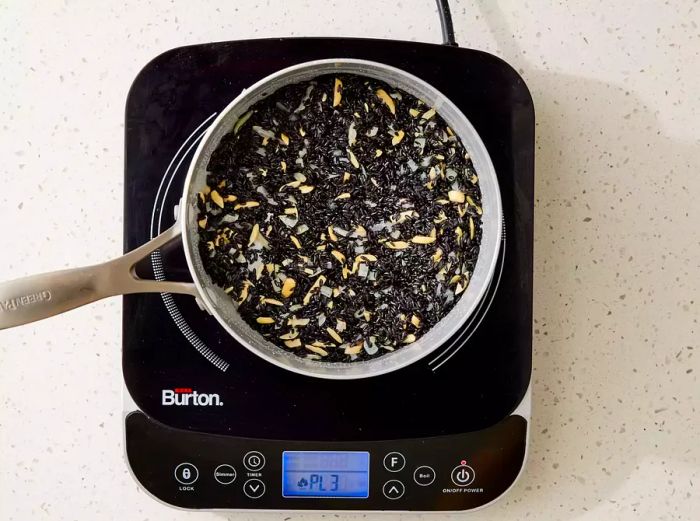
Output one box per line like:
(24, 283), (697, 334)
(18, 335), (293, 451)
(0, 224), (198, 330)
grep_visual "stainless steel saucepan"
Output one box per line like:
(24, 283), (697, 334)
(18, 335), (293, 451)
(0, 59), (502, 379)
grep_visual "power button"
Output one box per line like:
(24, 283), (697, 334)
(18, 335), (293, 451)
(450, 464), (475, 487)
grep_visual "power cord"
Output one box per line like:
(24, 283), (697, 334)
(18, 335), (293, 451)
(435, 0), (458, 46)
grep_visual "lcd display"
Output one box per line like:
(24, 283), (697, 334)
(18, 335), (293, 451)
(282, 451), (370, 498)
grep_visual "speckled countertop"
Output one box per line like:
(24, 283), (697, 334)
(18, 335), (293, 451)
(0, 1), (698, 520)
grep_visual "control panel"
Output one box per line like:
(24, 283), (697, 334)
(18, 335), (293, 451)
(125, 412), (526, 511)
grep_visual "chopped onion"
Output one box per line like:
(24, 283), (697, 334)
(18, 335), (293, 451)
(279, 215), (298, 228)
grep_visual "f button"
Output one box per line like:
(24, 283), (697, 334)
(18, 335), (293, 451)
(383, 452), (406, 472)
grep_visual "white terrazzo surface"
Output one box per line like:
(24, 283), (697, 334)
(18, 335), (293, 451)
(0, 1), (698, 520)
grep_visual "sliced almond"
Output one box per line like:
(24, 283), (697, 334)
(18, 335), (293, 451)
(432, 248), (443, 264)
(411, 315), (421, 327)
(448, 190), (465, 203)
(210, 190), (224, 208)
(391, 130), (405, 146)
(290, 235), (302, 249)
(333, 78), (342, 107)
(326, 327), (343, 344)
(384, 241), (410, 250)
(198, 216), (208, 229)
(248, 224), (260, 246)
(455, 281), (467, 295)
(347, 148), (360, 169)
(256, 317), (275, 325)
(342, 171), (351, 183)
(284, 207), (298, 215)
(288, 316), (310, 327)
(455, 226), (464, 243)
(279, 331), (299, 340)
(345, 341), (364, 355)
(303, 275), (327, 305)
(238, 280), (252, 304)
(376, 89), (396, 114)
(469, 217), (475, 240)
(224, 194), (237, 202)
(263, 298), (284, 306)
(375, 149), (383, 157)
(403, 334), (417, 344)
(330, 250), (346, 263)
(280, 161), (287, 173)
(335, 192), (351, 200)
(422, 108), (436, 120)
(299, 185), (315, 194)
(234, 201), (260, 210)
(281, 277), (297, 298)
(411, 235), (435, 244)
(409, 108), (420, 117)
(327, 226), (338, 242)
(306, 344), (328, 356)
(362, 310), (371, 322)
(355, 225), (367, 237)
(285, 339), (302, 349)
(299, 126), (306, 137)
(280, 133), (290, 146)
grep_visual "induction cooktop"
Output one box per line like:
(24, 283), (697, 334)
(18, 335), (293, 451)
(122, 36), (534, 512)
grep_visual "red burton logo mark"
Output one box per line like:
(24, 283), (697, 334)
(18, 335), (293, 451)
(162, 388), (224, 406)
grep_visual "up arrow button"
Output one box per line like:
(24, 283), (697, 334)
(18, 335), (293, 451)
(382, 480), (405, 500)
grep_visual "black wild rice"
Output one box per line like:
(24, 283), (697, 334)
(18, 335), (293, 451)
(197, 74), (482, 362)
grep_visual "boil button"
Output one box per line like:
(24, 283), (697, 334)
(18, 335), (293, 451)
(451, 464), (475, 486)
(413, 465), (436, 486)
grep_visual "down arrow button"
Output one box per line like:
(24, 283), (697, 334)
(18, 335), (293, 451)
(243, 478), (266, 499)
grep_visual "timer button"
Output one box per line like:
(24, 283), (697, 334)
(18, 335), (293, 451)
(174, 462), (199, 485)
(382, 479), (405, 500)
(243, 451), (266, 471)
(451, 464), (475, 487)
(413, 465), (436, 486)
(383, 452), (406, 472)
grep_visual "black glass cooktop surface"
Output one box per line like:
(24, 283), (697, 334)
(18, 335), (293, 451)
(123, 37), (533, 442)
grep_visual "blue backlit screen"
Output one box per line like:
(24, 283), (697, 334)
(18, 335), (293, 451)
(282, 451), (370, 498)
